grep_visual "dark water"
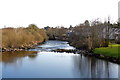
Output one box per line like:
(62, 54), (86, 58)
(0, 40), (119, 78)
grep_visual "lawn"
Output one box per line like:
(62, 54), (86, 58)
(94, 44), (120, 58)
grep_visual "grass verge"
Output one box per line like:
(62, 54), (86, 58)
(93, 44), (120, 58)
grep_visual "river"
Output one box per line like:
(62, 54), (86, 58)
(0, 40), (120, 78)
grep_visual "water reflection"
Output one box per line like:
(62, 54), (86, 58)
(1, 51), (37, 64)
(1, 40), (120, 78)
(72, 54), (119, 78)
(118, 65), (120, 78)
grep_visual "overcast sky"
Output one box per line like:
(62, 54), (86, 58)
(0, 0), (119, 28)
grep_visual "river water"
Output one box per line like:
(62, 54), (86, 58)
(0, 40), (120, 78)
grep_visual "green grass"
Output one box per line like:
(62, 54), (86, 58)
(94, 44), (120, 58)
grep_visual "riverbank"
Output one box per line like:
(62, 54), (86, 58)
(92, 44), (120, 64)
(67, 41), (120, 64)
(93, 44), (120, 58)
(1, 41), (45, 52)
(2, 25), (48, 52)
(52, 48), (120, 64)
(52, 42), (120, 64)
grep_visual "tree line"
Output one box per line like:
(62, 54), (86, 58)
(45, 19), (120, 50)
(1, 19), (120, 51)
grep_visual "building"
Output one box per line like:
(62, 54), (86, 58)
(118, 1), (120, 23)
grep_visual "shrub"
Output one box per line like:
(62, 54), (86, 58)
(2, 25), (48, 49)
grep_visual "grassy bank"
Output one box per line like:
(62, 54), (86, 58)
(94, 44), (120, 58)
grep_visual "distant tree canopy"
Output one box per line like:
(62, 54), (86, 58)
(44, 26), (50, 30)
(27, 24), (39, 30)
(84, 20), (90, 26)
(111, 23), (120, 28)
(69, 25), (73, 28)
(46, 27), (68, 40)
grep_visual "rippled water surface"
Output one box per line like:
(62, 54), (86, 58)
(1, 40), (119, 78)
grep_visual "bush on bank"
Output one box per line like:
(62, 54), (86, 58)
(2, 24), (48, 49)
